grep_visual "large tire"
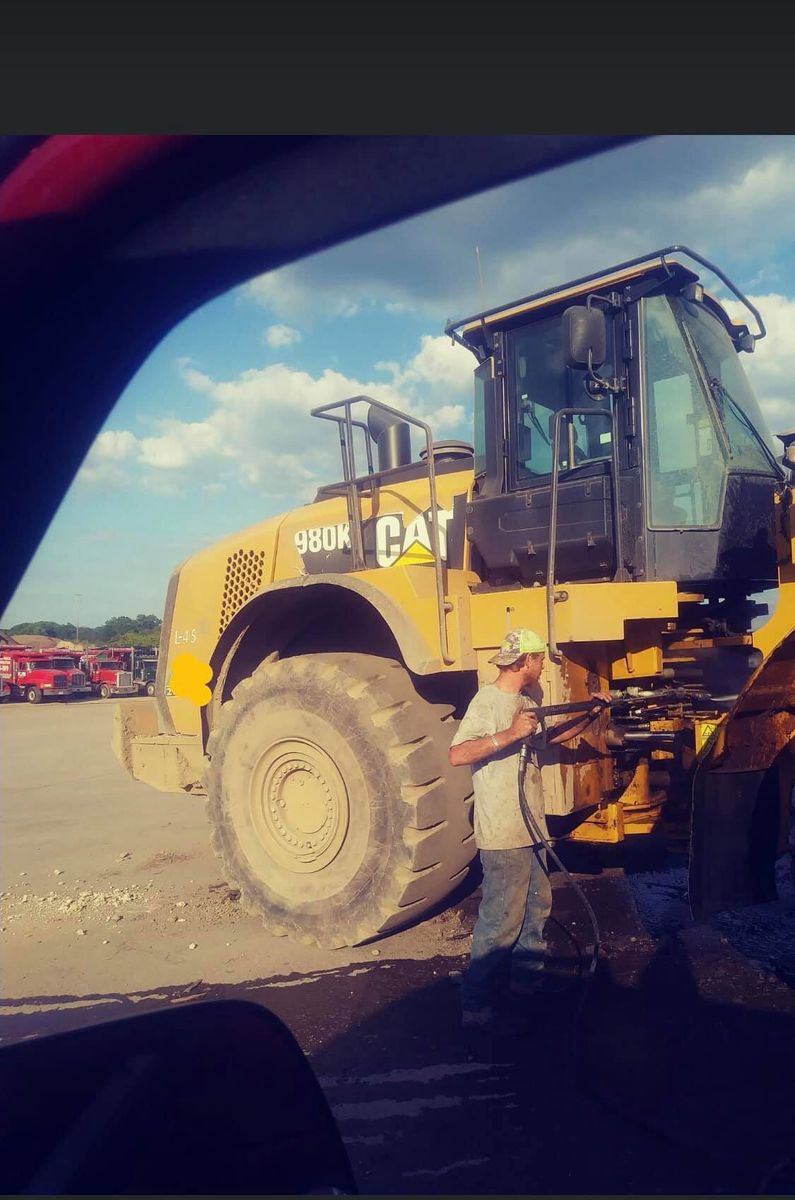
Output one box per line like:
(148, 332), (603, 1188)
(25, 686), (42, 704)
(205, 653), (475, 948)
(145, 682), (156, 697)
(99, 683), (111, 699)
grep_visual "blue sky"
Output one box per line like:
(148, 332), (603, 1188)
(4, 134), (795, 629)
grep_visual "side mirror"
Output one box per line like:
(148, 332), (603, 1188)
(562, 306), (606, 370)
(777, 430), (795, 478)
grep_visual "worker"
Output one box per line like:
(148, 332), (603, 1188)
(449, 628), (610, 1030)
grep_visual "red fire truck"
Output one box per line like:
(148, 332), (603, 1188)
(0, 648), (90, 703)
(82, 648), (138, 699)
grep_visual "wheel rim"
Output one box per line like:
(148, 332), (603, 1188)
(249, 737), (350, 874)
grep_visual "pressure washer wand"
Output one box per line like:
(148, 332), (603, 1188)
(532, 689), (712, 722)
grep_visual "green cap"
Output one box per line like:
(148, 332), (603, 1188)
(488, 628), (547, 666)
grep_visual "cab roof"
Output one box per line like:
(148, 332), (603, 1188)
(445, 245), (761, 358)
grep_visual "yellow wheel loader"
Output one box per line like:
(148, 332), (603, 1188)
(114, 245), (795, 948)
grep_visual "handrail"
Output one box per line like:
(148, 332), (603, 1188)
(546, 407), (627, 659)
(310, 410), (372, 570)
(311, 395), (454, 665)
(445, 244), (766, 345)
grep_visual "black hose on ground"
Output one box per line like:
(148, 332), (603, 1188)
(517, 745), (599, 1096)
(517, 742), (601, 982)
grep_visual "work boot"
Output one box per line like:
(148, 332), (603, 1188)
(510, 970), (572, 1001)
(461, 1005), (497, 1031)
(509, 972), (544, 997)
(461, 1003), (532, 1036)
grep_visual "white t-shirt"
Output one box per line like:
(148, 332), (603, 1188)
(450, 683), (547, 850)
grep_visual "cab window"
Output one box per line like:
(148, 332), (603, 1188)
(643, 295), (725, 527)
(507, 312), (614, 483)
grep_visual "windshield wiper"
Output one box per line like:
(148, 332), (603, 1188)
(677, 318), (733, 460)
(708, 377), (784, 478)
(521, 399), (551, 447)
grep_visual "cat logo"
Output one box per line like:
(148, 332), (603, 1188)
(294, 507), (454, 570)
(374, 509), (453, 567)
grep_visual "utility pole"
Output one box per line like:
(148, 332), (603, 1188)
(75, 594), (82, 645)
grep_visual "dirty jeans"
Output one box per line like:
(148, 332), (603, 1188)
(461, 846), (552, 1013)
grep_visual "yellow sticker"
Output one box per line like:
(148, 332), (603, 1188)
(393, 539), (435, 567)
(168, 652), (213, 707)
(694, 720), (719, 753)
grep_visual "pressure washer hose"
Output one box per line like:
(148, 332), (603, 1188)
(517, 742), (601, 983)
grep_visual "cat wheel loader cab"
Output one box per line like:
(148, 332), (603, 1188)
(114, 245), (795, 948)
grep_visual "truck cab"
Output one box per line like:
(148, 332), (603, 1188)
(133, 652), (158, 696)
(83, 648), (138, 699)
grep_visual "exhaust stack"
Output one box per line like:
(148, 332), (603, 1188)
(367, 406), (412, 471)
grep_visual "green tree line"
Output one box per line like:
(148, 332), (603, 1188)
(7, 614), (161, 648)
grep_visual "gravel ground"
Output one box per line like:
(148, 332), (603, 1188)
(627, 853), (795, 984)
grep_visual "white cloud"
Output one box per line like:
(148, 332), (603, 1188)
(90, 429), (137, 461)
(82, 333), (477, 503)
(139, 473), (182, 497)
(243, 271), (308, 318)
(264, 323), (302, 348)
(380, 334), (475, 393)
(76, 428), (136, 486)
(138, 420), (223, 469)
(374, 359), (401, 376)
(76, 461), (131, 488)
(720, 293), (795, 431)
(245, 271), (366, 323)
(176, 357), (214, 393)
(680, 156), (795, 246)
(426, 403), (467, 431)
(422, 337), (477, 391)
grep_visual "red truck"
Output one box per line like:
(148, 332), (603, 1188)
(0, 648), (90, 703)
(82, 647), (138, 699)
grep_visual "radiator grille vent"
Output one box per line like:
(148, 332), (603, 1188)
(219, 549), (266, 635)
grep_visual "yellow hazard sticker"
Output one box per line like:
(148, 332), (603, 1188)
(694, 719), (720, 753)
